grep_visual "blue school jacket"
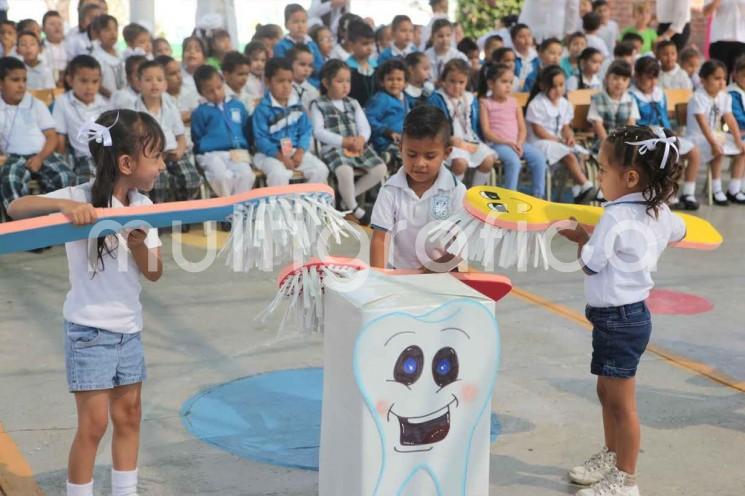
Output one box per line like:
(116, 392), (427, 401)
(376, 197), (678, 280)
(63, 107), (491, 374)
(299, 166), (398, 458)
(515, 55), (540, 81)
(191, 98), (250, 154)
(729, 84), (745, 131)
(365, 90), (409, 152)
(252, 92), (312, 157)
(273, 36), (323, 88)
(427, 89), (482, 140)
(629, 86), (671, 129)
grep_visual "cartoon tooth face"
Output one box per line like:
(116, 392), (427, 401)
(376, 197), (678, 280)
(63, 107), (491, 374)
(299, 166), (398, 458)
(353, 299), (500, 496)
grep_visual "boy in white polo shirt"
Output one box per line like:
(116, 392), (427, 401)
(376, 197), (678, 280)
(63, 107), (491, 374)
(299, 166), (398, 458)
(371, 105), (466, 271)
(52, 54), (111, 183)
(0, 56), (74, 210)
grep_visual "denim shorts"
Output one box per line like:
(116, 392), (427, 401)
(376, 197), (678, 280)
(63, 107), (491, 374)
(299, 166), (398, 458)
(64, 320), (147, 392)
(585, 302), (652, 379)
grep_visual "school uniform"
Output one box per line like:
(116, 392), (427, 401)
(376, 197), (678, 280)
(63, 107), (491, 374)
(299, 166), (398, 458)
(630, 85), (695, 155)
(181, 67), (197, 93)
(0, 93), (75, 209)
(121, 46), (152, 61)
(328, 44), (351, 62)
(560, 56), (578, 79)
(365, 89), (408, 164)
(225, 83), (259, 116)
(597, 20), (619, 54)
(243, 73), (265, 111)
(91, 42), (125, 96)
(135, 95), (201, 203)
(404, 83), (434, 110)
(425, 46), (468, 82)
(52, 91), (111, 183)
(43, 40), (66, 78)
(110, 85), (139, 110)
(273, 35), (324, 88)
(191, 97), (256, 197)
(428, 89), (497, 169)
(582, 192), (685, 378)
(64, 27), (92, 60)
(292, 80), (320, 113)
(348, 57), (378, 108)
(522, 64), (543, 93)
(588, 91), (640, 133)
(660, 64), (693, 90)
(525, 93), (576, 164)
(728, 82), (745, 134)
(311, 95), (383, 172)
(686, 88), (742, 163)
(377, 43), (418, 65)
(420, 13), (450, 51)
(514, 47), (539, 88)
(24, 59), (56, 90)
(252, 91), (329, 187)
(566, 73), (602, 93)
(370, 164), (466, 270)
(585, 33), (610, 58)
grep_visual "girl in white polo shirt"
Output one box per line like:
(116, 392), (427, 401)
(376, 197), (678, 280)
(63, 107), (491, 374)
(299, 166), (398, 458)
(370, 105), (466, 271)
(8, 109), (165, 496)
(560, 126), (686, 496)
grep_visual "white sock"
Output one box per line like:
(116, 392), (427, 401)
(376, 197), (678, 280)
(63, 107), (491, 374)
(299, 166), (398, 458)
(472, 170), (491, 186)
(712, 178), (722, 193)
(111, 468), (138, 496)
(352, 207), (366, 219)
(581, 181), (593, 192)
(67, 480), (93, 496)
(571, 184), (581, 196)
(728, 179), (742, 195)
(682, 181), (696, 196)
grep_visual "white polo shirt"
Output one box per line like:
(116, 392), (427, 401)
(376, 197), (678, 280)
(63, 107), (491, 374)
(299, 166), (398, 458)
(52, 91), (111, 158)
(25, 59), (56, 90)
(371, 164), (466, 270)
(43, 182), (161, 334)
(111, 86), (139, 110)
(581, 192), (686, 307)
(91, 42), (125, 96)
(134, 94), (184, 151)
(0, 93), (55, 155)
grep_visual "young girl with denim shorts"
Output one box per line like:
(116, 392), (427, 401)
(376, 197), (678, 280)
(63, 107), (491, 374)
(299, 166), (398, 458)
(559, 126), (687, 496)
(8, 109), (165, 496)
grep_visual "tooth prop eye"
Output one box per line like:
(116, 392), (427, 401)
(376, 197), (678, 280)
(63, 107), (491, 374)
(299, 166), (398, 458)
(487, 202), (508, 213)
(432, 347), (459, 388)
(394, 346), (424, 386)
(479, 191), (500, 200)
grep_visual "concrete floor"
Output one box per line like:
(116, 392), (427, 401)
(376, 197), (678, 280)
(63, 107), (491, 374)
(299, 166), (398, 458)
(1, 203), (744, 495)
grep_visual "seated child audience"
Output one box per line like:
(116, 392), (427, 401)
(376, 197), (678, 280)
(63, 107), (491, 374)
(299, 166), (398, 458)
(404, 51), (434, 108)
(426, 19), (467, 82)
(288, 44), (320, 112)
(203, 28), (232, 68)
(111, 54), (146, 109)
(309, 24), (334, 62)
(243, 41), (268, 111)
(134, 60), (200, 204)
(53, 54), (111, 183)
(90, 14), (124, 99)
(492, 47), (521, 92)
(181, 36), (206, 92)
(252, 23), (283, 58)
(629, 56), (700, 210)
(311, 59), (387, 224)
(121, 22), (152, 61)
(582, 12), (609, 58)
(65, 3), (101, 60)
(479, 62), (547, 197)
(273, 4), (323, 87)
(686, 60), (745, 206)
(593, 0), (618, 54)
(566, 47), (603, 92)
(156, 54), (199, 148)
(588, 60), (639, 144)
(657, 39), (692, 90)
(561, 31), (587, 79)
(252, 57), (329, 187)
(483, 35), (503, 63)
(41, 11), (66, 84)
(428, 59), (497, 186)
(526, 65), (597, 203)
(153, 37), (172, 57)
(598, 40), (636, 81)
(378, 15), (417, 65)
(510, 23), (539, 90)
(524, 37), (563, 92)
(0, 56), (74, 210)
(221, 51), (255, 113)
(374, 25), (392, 57)
(729, 56), (745, 138)
(191, 64), (255, 197)
(17, 31), (55, 90)
(346, 20), (377, 107)
(365, 59), (410, 168)
(680, 47), (702, 89)
(329, 13), (362, 62)
(370, 105), (466, 271)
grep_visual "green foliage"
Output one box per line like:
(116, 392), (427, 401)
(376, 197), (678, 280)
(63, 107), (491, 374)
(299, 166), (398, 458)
(457, 0), (524, 40)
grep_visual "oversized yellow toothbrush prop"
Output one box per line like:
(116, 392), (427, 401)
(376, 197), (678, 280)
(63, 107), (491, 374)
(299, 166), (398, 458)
(429, 186), (723, 271)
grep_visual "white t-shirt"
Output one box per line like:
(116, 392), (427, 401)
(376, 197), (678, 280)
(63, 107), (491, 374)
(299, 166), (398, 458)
(582, 192), (686, 307)
(52, 91), (112, 158)
(43, 41), (66, 76)
(585, 33), (610, 58)
(587, 91), (641, 123)
(0, 93), (55, 155)
(311, 97), (371, 154)
(660, 64), (693, 91)
(110, 86), (139, 110)
(526, 93), (574, 141)
(686, 88), (732, 138)
(25, 59), (56, 91)
(371, 165), (466, 270)
(91, 42), (125, 96)
(706, 0), (745, 44)
(64, 27), (92, 60)
(134, 94), (184, 151)
(425, 46), (468, 82)
(566, 73), (602, 93)
(43, 182), (162, 334)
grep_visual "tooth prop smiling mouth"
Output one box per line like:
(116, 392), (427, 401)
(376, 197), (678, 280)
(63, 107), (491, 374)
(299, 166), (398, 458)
(390, 396), (459, 450)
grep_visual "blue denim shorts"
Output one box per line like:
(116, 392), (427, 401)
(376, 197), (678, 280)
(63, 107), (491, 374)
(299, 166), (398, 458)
(64, 320), (147, 392)
(585, 302), (652, 379)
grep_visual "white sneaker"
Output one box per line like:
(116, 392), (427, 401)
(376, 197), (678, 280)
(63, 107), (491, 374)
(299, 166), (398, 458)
(576, 466), (640, 496)
(569, 447), (616, 485)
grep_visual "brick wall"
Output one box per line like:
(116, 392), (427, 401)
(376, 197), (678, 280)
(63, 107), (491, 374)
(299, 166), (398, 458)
(608, 0), (708, 53)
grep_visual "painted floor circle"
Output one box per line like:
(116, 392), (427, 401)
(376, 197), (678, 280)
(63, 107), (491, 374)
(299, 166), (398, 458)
(647, 288), (713, 315)
(181, 367), (502, 471)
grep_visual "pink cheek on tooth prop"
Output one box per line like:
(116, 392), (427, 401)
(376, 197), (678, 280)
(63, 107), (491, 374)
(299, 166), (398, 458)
(461, 383), (478, 403)
(376, 400), (391, 416)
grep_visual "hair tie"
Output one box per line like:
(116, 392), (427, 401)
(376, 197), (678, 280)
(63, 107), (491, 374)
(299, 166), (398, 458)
(77, 112), (119, 148)
(624, 127), (679, 169)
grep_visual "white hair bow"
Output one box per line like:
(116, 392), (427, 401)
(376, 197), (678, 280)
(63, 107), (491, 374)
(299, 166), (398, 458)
(76, 113), (119, 148)
(624, 127), (679, 169)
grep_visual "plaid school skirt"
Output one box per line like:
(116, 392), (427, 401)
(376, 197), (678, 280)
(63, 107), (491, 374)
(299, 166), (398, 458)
(320, 145), (384, 173)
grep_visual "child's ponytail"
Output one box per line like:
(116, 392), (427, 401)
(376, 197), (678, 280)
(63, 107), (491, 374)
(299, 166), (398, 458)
(477, 62), (511, 99)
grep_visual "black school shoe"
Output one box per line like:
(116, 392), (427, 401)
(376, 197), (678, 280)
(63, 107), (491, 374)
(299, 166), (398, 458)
(574, 186), (598, 204)
(713, 191), (730, 206)
(671, 195), (700, 211)
(726, 191), (745, 205)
